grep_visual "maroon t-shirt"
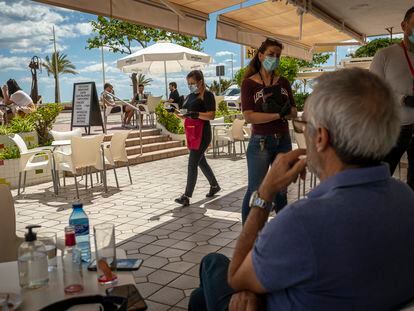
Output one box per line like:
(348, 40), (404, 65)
(241, 77), (295, 135)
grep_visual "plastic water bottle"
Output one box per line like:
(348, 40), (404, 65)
(69, 203), (91, 263)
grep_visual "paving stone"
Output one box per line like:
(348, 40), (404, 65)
(148, 270), (181, 285)
(181, 251), (207, 264)
(162, 261), (195, 274)
(142, 256), (169, 269)
(139, 244), (166, 255)
(136, 282), (163, 298)
(184, 265), (200, 277)
(171, 241), (197, 251)
(148, 286), (184, 306)
(168, 275), (199, 290)
(145, 300), (170, 311)
(191, 244), (221, 254)
(156, 248), (187, 258)
(175, 296), (191, 309)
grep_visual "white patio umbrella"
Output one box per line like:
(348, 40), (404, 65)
(117, 41), (212, 97)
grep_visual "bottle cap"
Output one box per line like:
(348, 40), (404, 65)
(64, 226), (76, 247)
(25, 225), (41, 242)
(72, 202), (83, 209)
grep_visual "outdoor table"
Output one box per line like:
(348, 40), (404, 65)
(0, 249), (135, 310)
(210, 122), (232, 158)
(51, 140), (108, 195)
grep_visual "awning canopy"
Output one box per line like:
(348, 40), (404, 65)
(217, 1), (358, 60)
(34, 0), (242, 38)
(217, 0), (410, 60)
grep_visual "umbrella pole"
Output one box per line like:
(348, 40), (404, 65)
(164, 60), (168, 99)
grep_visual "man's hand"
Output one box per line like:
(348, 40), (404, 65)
(229, 291), (263, 311)
(259, 149), (307, 202)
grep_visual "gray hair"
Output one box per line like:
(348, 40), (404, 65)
(305, 68), (400, 165)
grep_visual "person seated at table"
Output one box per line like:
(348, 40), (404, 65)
(101, 83), (121, 113)
(189, 68), (414, 311)
(125, 84), (148, 126)
(2, 79), (36, 118)
(167, 82), (181, 105)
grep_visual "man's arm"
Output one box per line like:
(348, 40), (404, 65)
(228, 149), (307, 292)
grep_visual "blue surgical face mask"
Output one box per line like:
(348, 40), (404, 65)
(262, 56), (279, 72)
(188, 84), (199, 94)
(409, 28), (414, 44)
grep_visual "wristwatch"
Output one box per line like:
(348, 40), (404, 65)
(249, 191), (274, 212)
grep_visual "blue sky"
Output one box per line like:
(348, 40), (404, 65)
(0, 0), (361, 103)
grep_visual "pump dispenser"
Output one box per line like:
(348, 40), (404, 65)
(18, 225), (49, 289)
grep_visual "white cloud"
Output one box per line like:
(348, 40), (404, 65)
(79, 62), (120, 74)
(0, 54), (30, 71)
(0, 1), (94, 54)
(215, 51), (235, 57)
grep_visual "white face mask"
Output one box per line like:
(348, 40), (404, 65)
(188, 84), (199, 94)
(409, 27), (414, 44)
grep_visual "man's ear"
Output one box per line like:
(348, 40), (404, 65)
(315, 127), (330, 153)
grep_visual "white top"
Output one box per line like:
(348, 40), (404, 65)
(10, 90), (33, 107)
(101, 91), (116, 106)
(370, 43), (414, 125)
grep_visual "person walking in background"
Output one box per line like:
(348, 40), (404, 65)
(370, 6), (414, 190)
(174, 70), (221, 206)
(2, 79), (36, 117)
(240, 38), (297, 224)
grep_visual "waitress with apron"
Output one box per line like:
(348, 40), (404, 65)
(174, 70), (221, 206)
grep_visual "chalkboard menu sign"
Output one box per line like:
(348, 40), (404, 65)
(71, 82), (104, 134)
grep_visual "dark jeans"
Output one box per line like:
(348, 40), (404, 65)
(242, 133), (292, 223)
(383, 124), (414, 190)
(185, 125), (219, 197)
(188, 253), (234, 311)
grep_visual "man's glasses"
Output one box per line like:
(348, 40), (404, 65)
(292, 118), (307, 134)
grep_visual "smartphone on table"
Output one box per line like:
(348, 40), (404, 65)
(87, 258), (143, 271)
(106, 284), (147, 311)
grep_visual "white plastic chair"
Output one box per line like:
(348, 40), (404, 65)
(50, 128), (82, 153)
(138, 95), (162, 127)
(104, 131), (132, 187)
(215, 119), (248, 157)
(0, 184), (24, 263)
(8, 134), (54, 195)
(55, 134), (104, 199)
(101, 96), (124, 127)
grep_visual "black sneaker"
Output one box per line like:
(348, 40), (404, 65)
(206, 185), (221, 198)
(175, 194), (190, 206)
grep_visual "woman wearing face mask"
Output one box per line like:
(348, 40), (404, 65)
(241, 38), (297, 223)
(174, 70), (221, 206)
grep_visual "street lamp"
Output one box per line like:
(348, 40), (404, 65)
(50, 26), (60, 103)
(226, 53), (234, 80)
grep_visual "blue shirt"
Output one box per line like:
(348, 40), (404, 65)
(252, 165), (414, 311)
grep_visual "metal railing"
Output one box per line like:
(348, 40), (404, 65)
(102, 91), (143, 155)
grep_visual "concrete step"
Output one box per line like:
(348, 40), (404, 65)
(125, 135), (171, 147)
(103, 129), (160, 141)
(126, 141), (183, 155)
(127, 147), (188, 165)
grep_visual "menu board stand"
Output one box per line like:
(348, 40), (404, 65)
(70, 82), (104, 134)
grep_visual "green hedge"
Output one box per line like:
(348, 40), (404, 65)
(155, 103), (185, 134)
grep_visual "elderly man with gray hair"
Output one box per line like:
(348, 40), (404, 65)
(189, 68), (414, 311)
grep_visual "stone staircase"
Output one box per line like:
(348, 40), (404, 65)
(103, 128), (188, 165)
